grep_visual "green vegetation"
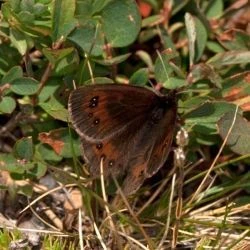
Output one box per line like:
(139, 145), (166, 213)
(0, 0), (249, 249)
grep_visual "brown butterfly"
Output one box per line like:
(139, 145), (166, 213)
(68, 84), (177, 195)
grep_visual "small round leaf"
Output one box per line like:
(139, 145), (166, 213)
(11, 77), (39, 95)
(0, 96), (16, 114)
(101, 0), (141, 47)
(14, 137), (34, 161)
(218, 112), (250, 155)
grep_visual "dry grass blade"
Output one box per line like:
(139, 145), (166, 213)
(157, 173), (176, 250)
(78, 209), (84, 250)
(188, 106), (239, 206)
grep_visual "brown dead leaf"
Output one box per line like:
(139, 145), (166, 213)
(64, 188), (82, 211)
(225, 3), (250, 33)
(39, 131), (65, 155)
(63, 188), (83, 231)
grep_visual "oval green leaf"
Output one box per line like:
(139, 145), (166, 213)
(1, 66), (23, 84)
(163, 77), (187, 89)
(218, 112), (250, 155)
(11, 77), (39, 95)
(39, 96), (68, 122)
(101, 0), (141, 47)
(68, 24), (105, 56)
(14, 137), (34, 161)
(0, 96), (16, 114)
(130, 68), (149, 86)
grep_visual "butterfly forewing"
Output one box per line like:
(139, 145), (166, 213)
(68, 84), (158, 142)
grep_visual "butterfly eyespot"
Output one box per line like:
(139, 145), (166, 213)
(89, 96), (99, 108)
(108, 160), (115, 167)
(93, 118), (100, 125)
(96, 143), (103, 150)
(88, 113), (93, 118)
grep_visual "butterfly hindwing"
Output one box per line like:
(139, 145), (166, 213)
(122, 99), (177, 194)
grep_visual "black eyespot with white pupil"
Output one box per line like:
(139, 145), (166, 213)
(89, 96), (99, 108)
(96, 143), (103, 150)
(108, 160), (114, 167)
(93, 118), (100, 125)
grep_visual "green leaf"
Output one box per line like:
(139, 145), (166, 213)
(179, 96), (212, 114)
(68, 24), (105, 56)
(4, 161), (47, 180)
(208, 51), (250, 68)
(91, 0), (108, 13)
(194, 17), (207, 62)
(18, 10), (35, 24)
(135, 50), (154, 70)
(1, 66), (23, 84)
(155, 52), (177, 83)
(93, 53), (131, 66)
(38, 79), (60, 103)
(54, 50), (79, 76)
(33, 3), (47, 16)
(218, 112), (250, 155)
(28, 162), (47, 178)
(101, 0), (141, 47)
(39, 96), (69, 122)
(206, 41), (225, 53)
(185, 102), (239, 124)
(0, 96), (16, 114)
(196, 132), (219, 145)
(52, 0), (77, 41)
(141, 14), (161, 28)
(84, 77), (114, 85)
(163, 77), (187, 89)
(0, 154), (27, 175)
(11, 77), (39, 95)
(36, 144), (63, 162)
(43, 47), (74, 65)
(14, 137), (34, 161)
(185, 13), (207, 64)
(20, 0), (35, 13)
(0, 44), (22, 75)
(185, 102), (240, 133)
(20, 0), (34, 13)
(206, 0), (223, 18)
(75, 0), (94, 22)
(9, 28), (28, 55)
(9, 0), (21, 12)
(130, 68), (149, 86)
(18, 184), (33, 197)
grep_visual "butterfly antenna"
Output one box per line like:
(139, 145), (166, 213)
(148, 79), (154, 88)
(72, 80), (76, 90)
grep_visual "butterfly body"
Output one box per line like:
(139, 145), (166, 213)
(68, 84), (177, 195)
